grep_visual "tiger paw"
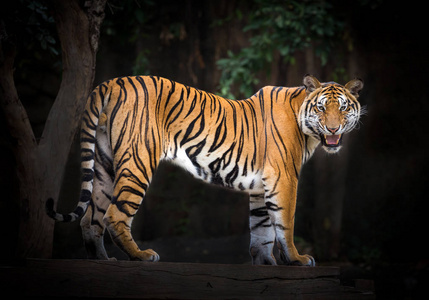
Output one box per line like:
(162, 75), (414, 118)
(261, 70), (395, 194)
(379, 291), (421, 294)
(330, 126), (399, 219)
(250, 247), (277, 265)
(131, 249), (160, 262)
(281, 252), (315, 266)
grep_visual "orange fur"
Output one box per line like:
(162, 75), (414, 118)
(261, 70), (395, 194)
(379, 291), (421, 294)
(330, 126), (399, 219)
(47, 75), (363, 265)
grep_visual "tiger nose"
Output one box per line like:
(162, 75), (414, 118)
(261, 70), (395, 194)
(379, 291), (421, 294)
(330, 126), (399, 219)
(327, 126), (340, 134)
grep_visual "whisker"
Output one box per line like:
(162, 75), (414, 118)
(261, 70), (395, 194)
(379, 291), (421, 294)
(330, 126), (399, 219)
(359, 105), (368, 116)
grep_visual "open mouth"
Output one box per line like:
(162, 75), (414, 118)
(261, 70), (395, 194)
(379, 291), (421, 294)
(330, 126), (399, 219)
(321, 134), (343, 147)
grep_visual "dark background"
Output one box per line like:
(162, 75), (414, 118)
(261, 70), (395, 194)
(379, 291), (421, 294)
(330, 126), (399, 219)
(1, 1), (428, 298)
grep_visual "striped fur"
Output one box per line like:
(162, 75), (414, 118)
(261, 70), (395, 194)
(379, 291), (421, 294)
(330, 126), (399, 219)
(46, 74), (363, 265)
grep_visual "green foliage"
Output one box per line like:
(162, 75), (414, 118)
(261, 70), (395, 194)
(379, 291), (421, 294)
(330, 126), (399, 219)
(103, 0), (155, 75)
(103, 0), (154, 40)
(1, 0), (61, 79)
(2, 0), (59, 59)
(133, 49), (151, 76)
(25, 0), (58, 56)
(216, 0), (345, 98)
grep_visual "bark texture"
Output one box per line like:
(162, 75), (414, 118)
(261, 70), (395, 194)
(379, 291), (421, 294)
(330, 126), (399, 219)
(0, 0), (106, 259)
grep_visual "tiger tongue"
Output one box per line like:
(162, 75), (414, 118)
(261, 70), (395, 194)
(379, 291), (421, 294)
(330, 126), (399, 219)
(325, 134), (340, 145)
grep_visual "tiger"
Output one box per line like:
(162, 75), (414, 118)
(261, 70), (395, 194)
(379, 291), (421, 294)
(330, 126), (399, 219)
(46, 74), (364, 266)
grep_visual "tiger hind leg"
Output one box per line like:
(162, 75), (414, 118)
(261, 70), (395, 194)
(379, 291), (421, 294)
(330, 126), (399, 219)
(80, 204), (112, 260)
(80, 141), (115, 260)
(249, 194), (277, 265)
(104, 167), (160, 262)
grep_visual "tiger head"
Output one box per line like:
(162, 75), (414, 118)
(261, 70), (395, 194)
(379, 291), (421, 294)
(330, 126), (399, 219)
(299, 74), (364, 154)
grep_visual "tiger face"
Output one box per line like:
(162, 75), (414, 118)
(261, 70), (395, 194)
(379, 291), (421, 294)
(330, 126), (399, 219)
(300, 75), (364, 154)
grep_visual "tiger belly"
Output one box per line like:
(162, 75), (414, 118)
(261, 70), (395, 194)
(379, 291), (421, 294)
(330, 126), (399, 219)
(166, 148), (264, 193)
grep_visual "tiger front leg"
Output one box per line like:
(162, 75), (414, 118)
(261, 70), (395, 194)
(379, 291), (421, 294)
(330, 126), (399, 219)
(249, 193), (277, 265)
(104, 176), (160, 262)
(263, 176), (315, 267)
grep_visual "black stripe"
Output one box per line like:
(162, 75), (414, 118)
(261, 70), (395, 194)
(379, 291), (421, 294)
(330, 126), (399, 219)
(251, 217), (271, 230)
(80, 129), (96, 144)
(269, 118), (288, 165)
(89, 93), (100, 119)
(265, 192), (279, 199)
(80, 189), (92, 203)
(266, 201), (283, 211)
(82, 111), (97, 130)
(82, 168), (94, 182)
(81, 148), (94, 161)
(117, 167), (149, 193)
(184, 89), (199, 118)
(186, 139), (206, 162)
(273, 223), (288, 231)
(109, 99), (123, 148)
(115, 185), (144, 200)
(127, 77), (139, 135)
(172, 130), (182, 158)
(225, 165), (239, 187)
(116, 150), (131, 172)
(249, 193), (265, 198)
(262, 241), (274, 245)
(101, 190), (111, 202)
(166, 88), (185, 126)
(131, 143), (150, 183)
(250, 206), (269, 217)
(209, 115), (227, 152)
(163, 79), (176, 110)
(180, 100), (206, 146)
(94, 168), (103, 181)
(115, 198), (141, 218)
(242, 157), (248, 176)
(113, 114), (129, 155)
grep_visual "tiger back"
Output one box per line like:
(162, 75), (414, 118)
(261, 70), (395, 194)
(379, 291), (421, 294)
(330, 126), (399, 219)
(46, 74), (363, 265)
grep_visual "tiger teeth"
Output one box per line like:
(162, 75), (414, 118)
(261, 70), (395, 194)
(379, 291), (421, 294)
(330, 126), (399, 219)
(324, 134), (341, 145)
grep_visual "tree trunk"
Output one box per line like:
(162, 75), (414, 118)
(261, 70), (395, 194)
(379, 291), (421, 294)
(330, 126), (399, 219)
(0, 0), (106, 259)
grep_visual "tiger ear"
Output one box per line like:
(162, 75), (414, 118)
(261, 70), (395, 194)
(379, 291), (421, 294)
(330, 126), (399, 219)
(303, 74), (321, 94)
(345, 78), (364, 98)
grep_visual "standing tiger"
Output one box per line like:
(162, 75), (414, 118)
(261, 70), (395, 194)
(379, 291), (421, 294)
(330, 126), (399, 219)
(46, 74), (363, 266)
